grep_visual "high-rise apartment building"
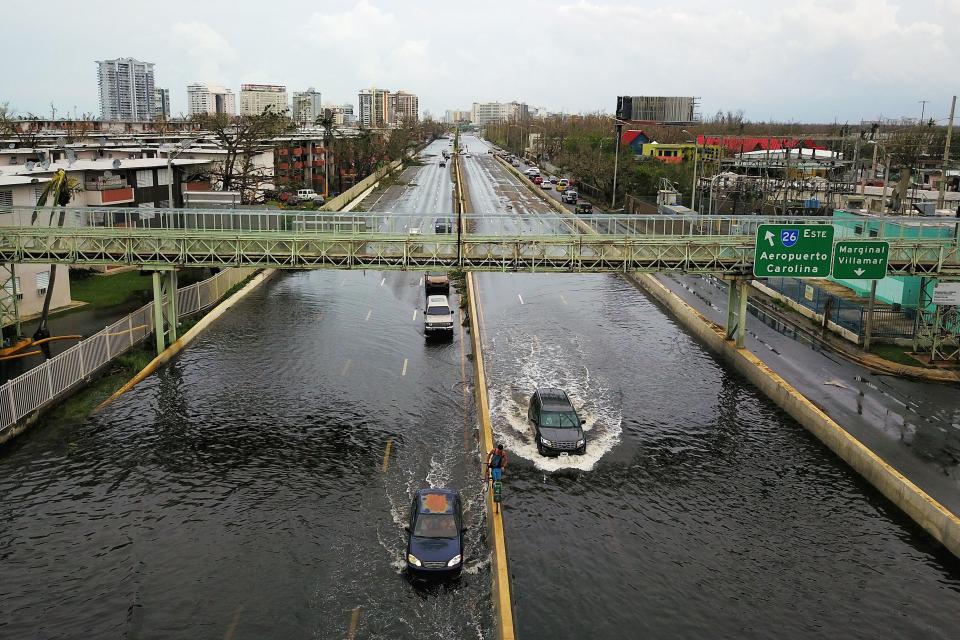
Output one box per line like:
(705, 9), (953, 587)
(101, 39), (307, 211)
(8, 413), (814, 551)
(358, 88), (392, 128)
(187, 84), (236, 116)
(292, 88), (323, 125)
(239, 84), (288, 116)
(471, 101), (529, 126)
(97, 57), (156, 121)
(322, 103), (355, 127)
(153, 88), (170, 120)
(395, 91), (419, 125)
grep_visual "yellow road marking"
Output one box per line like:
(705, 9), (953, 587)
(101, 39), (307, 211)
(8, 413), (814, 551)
(341, 359), (351, 377)
(346, 606), (361, 639)
(401, 358), (408, 376)
(223, 605), (243, 640)
(382, 439), (393, 473)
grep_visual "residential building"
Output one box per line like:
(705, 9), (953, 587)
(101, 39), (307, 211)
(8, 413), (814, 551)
(154, 88), (170, 120)
(97, 57), (156, 121)
(274, 136), (330, 194)
(187, 84), (236, 116)
(615, 96), (698, 124)
(358, 88), (392, 128)
(322, 103), (355, 127)
(292, 88), (323, 126)
(471, 101), (529, 126)
(239, 84), (288, 116)
(395, 91), (419, 125)
(640, 142), (721, 164)
(444, 109), (472, 124)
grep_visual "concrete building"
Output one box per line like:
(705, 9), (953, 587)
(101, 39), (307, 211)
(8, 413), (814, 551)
(240, 84), (288, 116)
(187, 84), (236, 116)
(97, 58), (156, 121)
(358, 88), (392, 128)
(395, 91), (419, 125)
(616, 96), (698, 123)
(292, 88), (323, 126)
(154, 88), (170, 120)
(322, 103), (355, 127)
(471, 101), (529, 126)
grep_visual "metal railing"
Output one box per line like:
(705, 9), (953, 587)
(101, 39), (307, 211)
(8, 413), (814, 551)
(0, 267), (255, 436)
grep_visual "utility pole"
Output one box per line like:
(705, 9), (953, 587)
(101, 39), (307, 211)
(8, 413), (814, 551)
(938, 95), (956, 210)
(612, 121), (623, 209)
(782, 141), (790, 216)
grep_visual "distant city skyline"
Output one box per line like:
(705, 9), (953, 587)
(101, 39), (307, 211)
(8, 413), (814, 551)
(3, 0), (959, 124)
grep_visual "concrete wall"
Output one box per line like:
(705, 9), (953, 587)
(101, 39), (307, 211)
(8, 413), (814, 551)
(320, 158), (403, 212)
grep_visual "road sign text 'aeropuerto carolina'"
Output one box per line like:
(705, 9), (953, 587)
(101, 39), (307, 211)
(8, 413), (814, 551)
(753, 224), (835, 277)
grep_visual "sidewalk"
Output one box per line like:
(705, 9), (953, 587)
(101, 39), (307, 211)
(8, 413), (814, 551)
(651, 273), (960, 517)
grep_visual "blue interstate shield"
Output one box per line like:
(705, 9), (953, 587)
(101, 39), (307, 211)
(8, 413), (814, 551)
(780, 229), (799, 247)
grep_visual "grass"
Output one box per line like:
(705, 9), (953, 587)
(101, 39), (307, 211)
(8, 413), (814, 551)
(868, 344), (929, 368)
(69, 270), (153, 309)
(46, 345), (154, 423)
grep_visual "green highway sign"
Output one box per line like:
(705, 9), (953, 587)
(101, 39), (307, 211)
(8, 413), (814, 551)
(832, 241), (889, 279)
(753, 224), (834, 278)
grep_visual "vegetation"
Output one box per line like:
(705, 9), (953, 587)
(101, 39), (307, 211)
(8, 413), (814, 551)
(868, 344), (930, 368)
(69, 270), (153, 308)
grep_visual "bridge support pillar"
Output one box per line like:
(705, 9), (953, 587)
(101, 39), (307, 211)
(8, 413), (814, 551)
(150, 269), (178, 354)
(725, 277), (749, 348)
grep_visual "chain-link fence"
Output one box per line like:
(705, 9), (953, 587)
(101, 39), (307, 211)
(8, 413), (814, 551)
(759, 276), (916, 340)
(0, 267), (257, 436)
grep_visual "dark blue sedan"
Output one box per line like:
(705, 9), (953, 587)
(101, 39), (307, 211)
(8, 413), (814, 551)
(405, 488), (464, 579)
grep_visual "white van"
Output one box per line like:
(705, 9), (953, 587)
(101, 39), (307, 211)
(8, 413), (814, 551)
(424, 294), (455, 336)
(296, 188), (325, 203)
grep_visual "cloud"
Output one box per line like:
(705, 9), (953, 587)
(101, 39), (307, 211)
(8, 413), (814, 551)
(171, 21), (237, 82)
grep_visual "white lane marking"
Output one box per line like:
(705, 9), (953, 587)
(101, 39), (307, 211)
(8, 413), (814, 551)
(412, 309), (418, 321)
(517, 294), (524, 305)
(365, 309), (372, 321)
(419, 276), (424, 286)
(560, 294), (567, 304)
(380, 277), (386, 287)
(340, 278), (347, 287)
(401, 358), (408, 376)
(341, 359), (352, 376)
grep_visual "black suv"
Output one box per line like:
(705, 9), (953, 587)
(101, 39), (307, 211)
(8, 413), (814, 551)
(434, 217), (453, 233)
(527, 388), (586, 456)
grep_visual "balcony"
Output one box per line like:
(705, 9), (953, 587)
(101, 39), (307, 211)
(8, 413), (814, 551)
(85, 186), (134, 205)
(84, 175), (128, 191)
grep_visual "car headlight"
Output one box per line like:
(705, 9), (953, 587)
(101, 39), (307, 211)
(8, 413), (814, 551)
(407, 553), (422, 567)
(577, 439), (585, 447)
(447, 554), (462, 567)
(540, 436), (553, 446)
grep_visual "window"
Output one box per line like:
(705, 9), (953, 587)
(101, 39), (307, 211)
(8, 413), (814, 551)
(138, 202), (156, 219)
(854, 224), (864, 235)
(35, 271), (49, 296)
(34, 186), (45, 204)
(136, 169), (153, 188)
(157, 168), (170, 185)
(869, 228), (879, 238)
(0, 190), (12, 213)
(3, 276), (22, 300)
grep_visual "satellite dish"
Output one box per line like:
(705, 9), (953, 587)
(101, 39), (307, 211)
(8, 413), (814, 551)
(104, 170), (113, 178)
(66, 149), (76, 162)
(181, 138), (196, 150)
(56, 137), (66, 148)
(98, 136), (107, 147)
(41, 159), (51, 170)
(7, 143), (14, 149)
(112, 159), (122, 169)
(25, 161), (35, 171)
(30, 178), (39, 184)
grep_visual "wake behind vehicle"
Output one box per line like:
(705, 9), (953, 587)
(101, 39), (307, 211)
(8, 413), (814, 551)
(406, 488), (465, 580)
(528, 388), (587, 456)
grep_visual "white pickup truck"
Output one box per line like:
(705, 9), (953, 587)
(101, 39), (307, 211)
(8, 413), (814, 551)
(296, 188), (325, 204)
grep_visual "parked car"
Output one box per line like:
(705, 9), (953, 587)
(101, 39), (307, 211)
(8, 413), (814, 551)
(435, 217), (453, 233)
(528, 388), (586, 456)
(561, 189), (578, 204)
(297, 188), (325, 204)
(424, 294), (455, 337)
(405, 488), (465, 580)
(425, 271), (450, 295)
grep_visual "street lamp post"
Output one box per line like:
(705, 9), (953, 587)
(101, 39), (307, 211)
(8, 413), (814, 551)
(682, 129), (699, 212)
(166, 138), (196, 208)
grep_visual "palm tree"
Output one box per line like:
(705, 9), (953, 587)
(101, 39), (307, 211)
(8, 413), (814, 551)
(31, 168), (79, 353)
(314, 113), (337, 198)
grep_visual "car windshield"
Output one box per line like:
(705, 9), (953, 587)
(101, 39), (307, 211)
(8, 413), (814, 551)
(414, 513), (458, 538)
(540, 411), (580, 428)
(427, 306), (451, 315)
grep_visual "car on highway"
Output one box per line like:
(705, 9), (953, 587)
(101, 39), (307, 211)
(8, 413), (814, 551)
(575, 202), (593, 215)
(528, 388), (586, 456)
(532, 175), (543, 184)
(424, 294), (455, 337)
(425, 272), (450, 295)
(439, 159), (446, 167)
(511, 159), (520, 167)
(540, 180), (552, 189)
(524, 167), (540, 177)
(549, 177), (558, 184)
(556, 178), (570, 192)
(434, 217), (453, 233)
(405, 488), (465, 580)
(561, 189), (578, 204)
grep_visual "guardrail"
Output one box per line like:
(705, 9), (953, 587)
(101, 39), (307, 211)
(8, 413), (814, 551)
(0, 267), (255, 438)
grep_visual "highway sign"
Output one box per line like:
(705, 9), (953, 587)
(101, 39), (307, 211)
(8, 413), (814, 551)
(753, 224), (834, 278)
(933, 282), (960, 305)
(832, 241), (889, 279)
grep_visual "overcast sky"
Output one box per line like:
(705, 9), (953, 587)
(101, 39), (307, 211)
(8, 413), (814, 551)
(4, 0), (959, 124)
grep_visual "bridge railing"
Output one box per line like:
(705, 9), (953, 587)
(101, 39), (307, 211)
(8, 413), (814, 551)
(0, 267), (256, 437)
(4, 206), (959, 241)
